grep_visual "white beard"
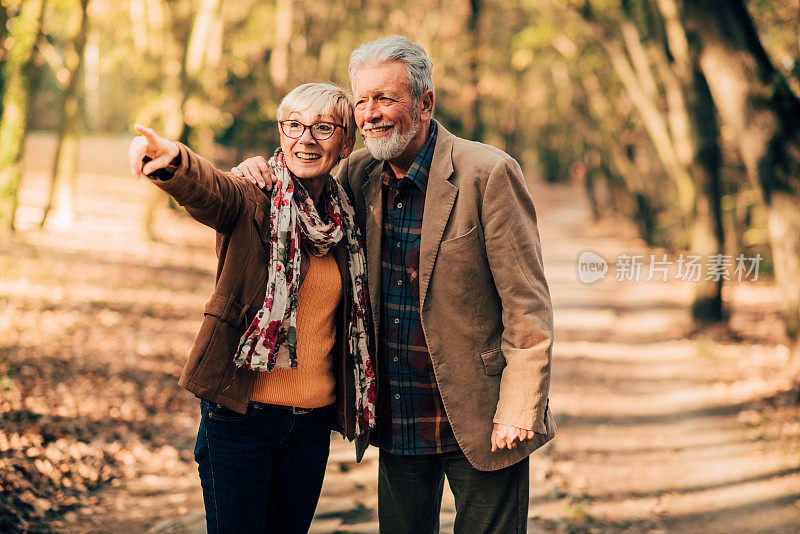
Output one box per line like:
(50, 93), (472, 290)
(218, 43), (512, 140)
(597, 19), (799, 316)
(363, 117), (419, 161)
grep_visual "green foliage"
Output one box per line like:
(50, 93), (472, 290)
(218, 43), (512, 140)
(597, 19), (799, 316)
(2, 0), (796, 250)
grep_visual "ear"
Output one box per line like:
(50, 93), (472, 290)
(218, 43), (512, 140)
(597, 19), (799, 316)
(339, 135), (355, 160)
(418, 89), (434, 122)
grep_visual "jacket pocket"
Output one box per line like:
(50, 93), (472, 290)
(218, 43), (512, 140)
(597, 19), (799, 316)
(440, 225), (478, 253)
(204, 293), (248, 328)
(480, 347), (506, 375)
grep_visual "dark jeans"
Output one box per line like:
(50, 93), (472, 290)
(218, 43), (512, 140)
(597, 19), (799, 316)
(194, 400), (333, 534)
(377, 449), (529, 534)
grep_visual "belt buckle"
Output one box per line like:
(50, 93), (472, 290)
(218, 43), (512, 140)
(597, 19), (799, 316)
(292, 406), (312, 415)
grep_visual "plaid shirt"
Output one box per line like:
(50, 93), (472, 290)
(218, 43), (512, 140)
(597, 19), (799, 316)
(377, 121), (459, 455)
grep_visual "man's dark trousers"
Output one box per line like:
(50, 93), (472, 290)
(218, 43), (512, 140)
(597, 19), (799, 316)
(377, 449), (530, 534)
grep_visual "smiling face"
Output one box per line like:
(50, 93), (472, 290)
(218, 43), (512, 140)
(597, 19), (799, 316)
(279, 107), (347, 181)
(353, 61), (432, 163)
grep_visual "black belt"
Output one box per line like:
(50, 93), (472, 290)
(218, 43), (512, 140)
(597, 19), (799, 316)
(247, 401), (315, 415)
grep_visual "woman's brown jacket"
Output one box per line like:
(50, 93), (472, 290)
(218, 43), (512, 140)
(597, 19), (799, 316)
(150, 143), (370, 460)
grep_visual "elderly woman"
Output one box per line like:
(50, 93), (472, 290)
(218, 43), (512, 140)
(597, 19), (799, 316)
(127, 83), (375, 533)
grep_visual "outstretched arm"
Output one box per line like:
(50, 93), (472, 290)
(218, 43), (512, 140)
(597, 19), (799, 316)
(128, 124), (248, 233)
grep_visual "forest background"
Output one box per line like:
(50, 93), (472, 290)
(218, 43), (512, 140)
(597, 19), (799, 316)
(0, 0), (798, 532)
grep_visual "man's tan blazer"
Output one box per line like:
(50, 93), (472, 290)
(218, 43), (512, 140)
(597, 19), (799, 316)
(338, 123), (555, 471)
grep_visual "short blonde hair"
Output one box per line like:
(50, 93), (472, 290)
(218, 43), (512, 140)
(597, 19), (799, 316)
(276, 83), (356, 151)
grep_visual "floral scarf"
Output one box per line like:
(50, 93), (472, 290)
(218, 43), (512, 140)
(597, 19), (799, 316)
(234, 149), (376, 435)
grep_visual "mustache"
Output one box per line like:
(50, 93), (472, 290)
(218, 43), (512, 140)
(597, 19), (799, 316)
(363, 122), (395, 131)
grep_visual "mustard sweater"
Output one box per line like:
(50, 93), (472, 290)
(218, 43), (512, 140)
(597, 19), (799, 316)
(250, 252), (341, 408)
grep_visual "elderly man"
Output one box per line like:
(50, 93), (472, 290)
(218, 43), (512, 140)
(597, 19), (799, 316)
(235, 35), (555, 534)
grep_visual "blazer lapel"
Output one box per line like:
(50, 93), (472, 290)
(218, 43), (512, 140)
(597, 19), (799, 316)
(419, 125), (457, 307)
(361, 162), (384, 342)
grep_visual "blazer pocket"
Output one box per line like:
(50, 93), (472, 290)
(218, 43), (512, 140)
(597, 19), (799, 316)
(480, 347), (506, 375)
(204, 293), (248, 328)
(440, 225), (478, 253)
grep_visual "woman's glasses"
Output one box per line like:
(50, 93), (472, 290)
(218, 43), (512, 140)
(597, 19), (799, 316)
(279, 120), (344, 141)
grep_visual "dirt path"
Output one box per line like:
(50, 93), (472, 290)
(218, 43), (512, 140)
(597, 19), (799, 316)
(530, 184), (799, 533)
(10, 134), (798, 533)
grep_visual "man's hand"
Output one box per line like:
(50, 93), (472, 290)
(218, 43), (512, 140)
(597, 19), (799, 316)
(491, 423), (537, 452)
(128, 124), (180, 178)
(230, 156), (277, 191)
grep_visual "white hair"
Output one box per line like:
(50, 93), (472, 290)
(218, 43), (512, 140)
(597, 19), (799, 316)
(276, 83), (356, 150)
(348, 35), (433, 102)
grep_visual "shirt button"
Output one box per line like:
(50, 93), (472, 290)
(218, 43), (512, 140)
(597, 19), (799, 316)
(397, 280), (403, 286)
(396, 202), (403, 209)
(394, 318), (400, 324)
(394, 394), (400, 400)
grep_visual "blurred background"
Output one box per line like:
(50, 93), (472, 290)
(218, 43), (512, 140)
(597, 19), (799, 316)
(0, 0), (798, 532)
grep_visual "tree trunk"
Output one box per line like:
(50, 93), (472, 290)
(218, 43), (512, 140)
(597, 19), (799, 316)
(464, 0), (484, 141)
(139, 0), (181, 240)
(656, 0), (725, 321)
(683, 0), (800, 353)
(0, 3), (11, 102)
(183, 0), (218, 82)
(40, 0), (90, 230)
(0, 0), (46, 231)
(83, 19), (99, 132)
(269, 0), (292, 93)
(180, 0), (222, 153)
(688, 68), (724, 321)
